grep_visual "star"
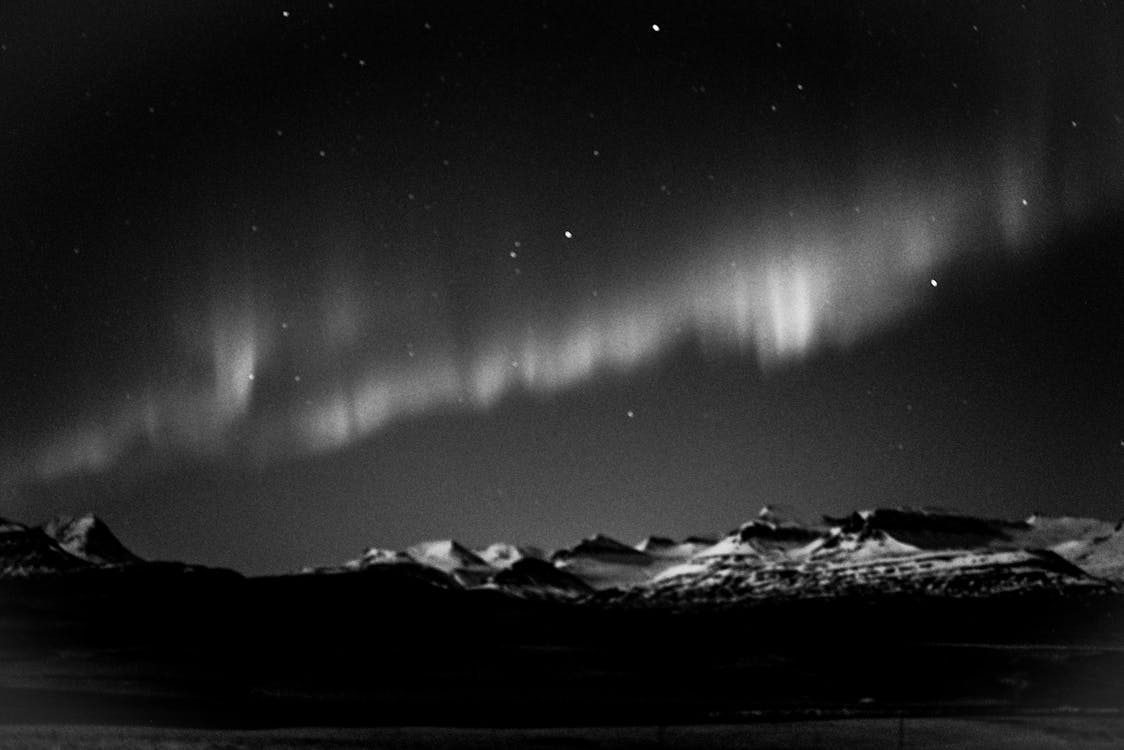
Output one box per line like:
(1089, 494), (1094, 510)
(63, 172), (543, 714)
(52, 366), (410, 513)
(651, 24), (660, 32)
(563, 230), (573, 239)
(930, 279), (939, 287)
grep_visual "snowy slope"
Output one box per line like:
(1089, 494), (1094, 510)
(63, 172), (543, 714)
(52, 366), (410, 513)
(1014, 514), (1117, 551)
(794, 528), (923, 561)
(406, 540), (496, 586)
(635, 536), (714, 559)
(407, 540), (488, 571)
(1063, 521), (1124, 580)
(617, 546), (1108, 609)
(0, 518), (93, 578)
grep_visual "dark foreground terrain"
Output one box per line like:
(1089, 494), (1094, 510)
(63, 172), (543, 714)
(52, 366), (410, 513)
(4, 716), (1124, 750)
(3, 565), (1124, 741)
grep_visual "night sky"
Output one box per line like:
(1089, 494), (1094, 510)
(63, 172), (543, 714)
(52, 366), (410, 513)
(2, 1), (1122, 574)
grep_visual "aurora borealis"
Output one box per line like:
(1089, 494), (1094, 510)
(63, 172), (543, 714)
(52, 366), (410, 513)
(2, 1), (1122, 573)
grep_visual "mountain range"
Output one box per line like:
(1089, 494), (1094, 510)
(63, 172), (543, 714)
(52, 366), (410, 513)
(4, 506), (1123, 608)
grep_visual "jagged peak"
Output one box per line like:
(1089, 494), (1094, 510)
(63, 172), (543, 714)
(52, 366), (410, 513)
(756, 504), (811, 527)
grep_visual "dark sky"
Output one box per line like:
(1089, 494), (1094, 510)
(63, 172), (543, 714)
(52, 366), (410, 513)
(2, 0), (1122, 574)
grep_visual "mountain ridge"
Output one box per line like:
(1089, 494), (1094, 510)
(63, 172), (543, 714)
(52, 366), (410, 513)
(5, 506), (1123, 608)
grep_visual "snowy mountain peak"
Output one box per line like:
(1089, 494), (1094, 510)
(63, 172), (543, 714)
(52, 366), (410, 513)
(756, 504), (812, 527)
(42, 513), (142, 566)
(407, 540), (490, 573)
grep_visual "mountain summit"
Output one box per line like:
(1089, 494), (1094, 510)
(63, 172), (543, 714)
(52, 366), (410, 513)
(42, 513), (142, 566)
